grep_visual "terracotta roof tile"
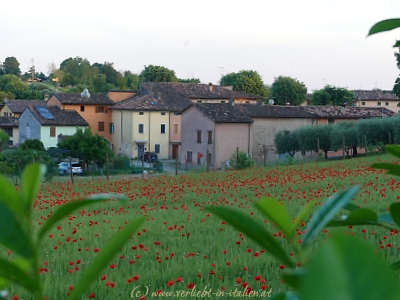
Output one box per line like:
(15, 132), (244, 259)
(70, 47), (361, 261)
(52, 93), (114, 105)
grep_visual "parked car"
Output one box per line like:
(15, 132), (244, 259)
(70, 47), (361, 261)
(143, 152), (158, 163)
(58, 162), (83, 176)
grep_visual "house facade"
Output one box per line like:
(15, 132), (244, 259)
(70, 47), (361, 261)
(353, 90), (399, 113)
(46, 91), (115, 147)
(0, 100), (46, 117)
(0, 116), (19, 147)
(19, 105), (89, 149)
(180, 103), (253, 169)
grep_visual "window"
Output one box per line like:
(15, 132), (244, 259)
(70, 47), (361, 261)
(3, 112), (8, 116)
(26, 123), (29, 127)
(3, 128), (12, 137)
(208, 131), (213, 144)
(8, 140), (13, 146)
(96, 106), (105, 113)
(197, 130), (202, 143)
(377, 102), (382, 106)
(361, 102), (366, 106)
(80, 106), (85, 112)
(50, 127), (56, 137)
(155, 144), (160, 153)
(220, 101), (226, 103)
(187, 151), (193, 163)
(138, 124), (144, 134)
(98, 122), (105, 132)
(173, 124), (178, 135)
(139, 112), (144, 115)
(385, 102), (389, 106)
(109, 123), (114, 134)
(245, 101), (250, 103)
(197, 100), (202, 103)
(174, 112), (179, 116)
(161, 124), (166, 134)
(161, 112), (166, 116)
(328, 119), (334, 124)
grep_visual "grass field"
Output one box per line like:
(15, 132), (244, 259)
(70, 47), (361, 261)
(4, 154), (400, 299)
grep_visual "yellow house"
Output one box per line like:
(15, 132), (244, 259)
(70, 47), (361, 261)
(353, 90), (400, 113)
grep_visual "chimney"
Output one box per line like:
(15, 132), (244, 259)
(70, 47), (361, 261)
(209, 83), (213, 92)
(285, 102), (290, 106)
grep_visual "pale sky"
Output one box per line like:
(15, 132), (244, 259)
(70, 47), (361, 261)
(2, 0), (400, 92)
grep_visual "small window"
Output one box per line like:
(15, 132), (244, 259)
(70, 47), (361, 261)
(155, 144), (160, 153)
(161, 112), (166, 116)
(385, 102), (389, 106)
(96, 106), (105, 113)
(173, 124), (178, 135)
(220, 101), (226, 103)
(245, 101), (250, 103)
(139, 112), (144, 115)
(27, 123), (29, 127)
(328, 119), (334, 124)
(4, 128), (13, 137)
(138, 124), (144, 134)
(187, 151), (193, 163)
(208, 131), (213, 144)
(50, 127), (56, 137)
(109, 123), (114, 134)
(174, 112), (179, 116)
(3, 112), (8, 116)
(197, 130), (202, 143)
(98, 122), (105, 132)
(80, 106), (85, 112)
(8, 140), (13, 146)
(161, 124), (166, 134)
(361, 102), (366, 106)
(377, 102), (382, 106)
(197, 100), (202, 103)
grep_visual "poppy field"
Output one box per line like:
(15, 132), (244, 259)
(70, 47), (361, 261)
(4, 154), (400, 299)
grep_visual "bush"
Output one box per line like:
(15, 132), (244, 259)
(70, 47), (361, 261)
(112, 156), (131, 170)
(228, 151), (254, 170)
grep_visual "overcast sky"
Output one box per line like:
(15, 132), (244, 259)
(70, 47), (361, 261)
(2, 0), (400, 92)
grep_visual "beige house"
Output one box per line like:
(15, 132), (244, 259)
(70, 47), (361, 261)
(353, 90), (399, 113)
(180, 103), (253, 169)
(0, 116), (19, 147)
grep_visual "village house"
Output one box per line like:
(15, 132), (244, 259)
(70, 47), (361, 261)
(180, 103), (253, 169)
(0, 116), (19, 147)
(19, 105), (88, 149)
(353, 90), (399, 113)
(0, 99), (46, 117)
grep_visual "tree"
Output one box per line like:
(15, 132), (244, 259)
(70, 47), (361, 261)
(311, 85), (354, 106)
(271, 76), (307, 106)
(139, 65), (178, 82)
(3, 57), (21, 76)
(0, 129), (9, 151)
(19, 139), (45, 151)
(178, 78), (201, 83)
(58, 128), (113, 169)
(330, 122), (358, 157)
(0, 74), (28, 98)
(124, 71), (140, 91)
(295, 125), (332, 158)
(220, 70), (269, 97)
(274, 129), (300, 157)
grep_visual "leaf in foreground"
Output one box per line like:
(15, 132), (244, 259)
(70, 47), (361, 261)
(206, 206), (294, 267)
(300, 234), (400, 300)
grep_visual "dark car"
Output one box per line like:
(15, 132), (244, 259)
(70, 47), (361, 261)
(143, 152), (158, 163)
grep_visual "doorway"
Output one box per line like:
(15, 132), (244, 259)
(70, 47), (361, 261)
(172, 144), (179, 159)
(138, 144), (145, 159)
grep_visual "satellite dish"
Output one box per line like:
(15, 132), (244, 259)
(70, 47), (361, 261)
(268, 99), (274, 105)
(81, 88), (90, 99)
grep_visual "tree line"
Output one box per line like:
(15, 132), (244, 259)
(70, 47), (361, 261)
(274, 116), (400, 159)
(0, 56), (360, 106)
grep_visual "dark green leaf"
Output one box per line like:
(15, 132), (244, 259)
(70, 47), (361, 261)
(255, 198), (293, 238)
(68, 216), (145, 300)
(327, 208), (378, 227)
(282, 268), (306, 290)
(301, 186), (359, 247)
(270, 292), (298, 300)
(206, 206), (294, 267)
(300, 234), (400, 299)
(378, 213), (396, 226)
(371, 163), (400, 176)
(0, 258), (38, 294)
(20, 163), (46, 212)
(390, 203), (400, 228)
(0, 175), (24, 218)
(38, 194), (128, 241)
(390, 260), (400, 270)
(385, 145), (400, 158)
(368, 19), (400, 36)
(0, 201), (32, 259)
